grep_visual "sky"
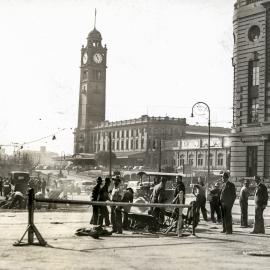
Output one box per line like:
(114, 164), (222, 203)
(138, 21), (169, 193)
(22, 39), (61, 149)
(0, 0), (235, 155)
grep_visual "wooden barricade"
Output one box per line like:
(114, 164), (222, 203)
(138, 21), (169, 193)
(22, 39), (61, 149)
(14, 188), (195, 247)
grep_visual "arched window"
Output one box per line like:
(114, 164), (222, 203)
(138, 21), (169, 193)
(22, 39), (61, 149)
(209, 153), (213, 166)
(180, 155), (185, 166)
(141, 139), (144, 149)
(188, 154), (194, 166)
(218, 153), (224, 166)
(152, 140), (156, 150)
(197, 154), (203, 166)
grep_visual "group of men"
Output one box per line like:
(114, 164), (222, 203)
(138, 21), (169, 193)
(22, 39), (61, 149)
(197, 172), (269, 234)
(239, 175), (269, 234)
(90, 176), (134, 234)
(89, 172), (269, 235)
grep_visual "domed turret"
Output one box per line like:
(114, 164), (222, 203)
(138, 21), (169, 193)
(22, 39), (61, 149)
(88, 28), (102, 41)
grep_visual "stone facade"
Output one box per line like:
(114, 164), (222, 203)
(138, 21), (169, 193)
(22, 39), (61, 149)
(231, 0), (270, 186)
(162, 137), (231, 175)
(90, 115), (230, 169)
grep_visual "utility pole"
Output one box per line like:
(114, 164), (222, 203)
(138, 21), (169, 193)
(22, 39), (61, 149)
(109, 132), (112, 179)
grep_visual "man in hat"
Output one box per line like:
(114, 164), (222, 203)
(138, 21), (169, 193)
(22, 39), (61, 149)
(220, 172), (236, 234)
(98, 177), (111, 227)
(117, 187), (134, 232)
(193, 178), (208, 222)
(110, 176), (123, 233)
(239, 179), (250, 228)
(251, 176), (269, 234)
(173, 175), (185, 204)
(90, 176), (103, 225)
(209, 183), (221, 223)
(150, 177), (167, 224)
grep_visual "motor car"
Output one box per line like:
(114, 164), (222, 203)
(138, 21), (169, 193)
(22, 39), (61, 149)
(9, 171), (30, 195)
(75, 181), (94, 195)
(62, 179), (75, 194)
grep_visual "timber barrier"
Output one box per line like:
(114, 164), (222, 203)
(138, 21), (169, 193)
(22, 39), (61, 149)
(14, 189), (196, 247)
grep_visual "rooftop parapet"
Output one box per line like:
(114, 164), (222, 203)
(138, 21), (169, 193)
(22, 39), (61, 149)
(92, 115), (186, 129)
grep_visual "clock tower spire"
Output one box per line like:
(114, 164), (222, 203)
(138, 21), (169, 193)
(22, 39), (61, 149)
(94, 8), (97, 29)
(74, 13), (107, 154)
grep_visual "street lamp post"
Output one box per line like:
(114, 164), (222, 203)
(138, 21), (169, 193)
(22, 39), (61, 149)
(59, 151), (65, 177)
(191, 102), (211, 198)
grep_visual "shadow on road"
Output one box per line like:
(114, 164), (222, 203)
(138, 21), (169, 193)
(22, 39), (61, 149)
(232, 232), (270, 238)
(43, 235), (242, 253)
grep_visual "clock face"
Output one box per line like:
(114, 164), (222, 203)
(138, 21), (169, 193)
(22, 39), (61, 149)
(82, 52), (88, 64)
(93, 53), (103, 64)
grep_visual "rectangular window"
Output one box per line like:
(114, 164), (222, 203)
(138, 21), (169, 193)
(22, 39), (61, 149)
(93, 70), (102, 80)
(82, 70), (88, 80)
(247, 146), (257, 177)
(249, 60), (259, 87)
(253, 65), (259, 86)
(248, 60), (259, 123)
(249, 97), (259, 123)
(126, 140), (129, 150)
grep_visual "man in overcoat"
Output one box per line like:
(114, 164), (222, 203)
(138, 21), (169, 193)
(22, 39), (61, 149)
(220, 172), (236, 234)
(251, 176), (268, 234)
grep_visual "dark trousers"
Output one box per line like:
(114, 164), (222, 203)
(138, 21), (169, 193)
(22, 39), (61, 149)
(111, 206), (123, 233)
(152, 207), (165, 224)
(98, 206), (110, 226)
(253, 205), (265, 234)
(210, 202), (221, 223)
(221, 204), (233, 233)
(90, 205), (99, 225)
(240, 201), (248, 227)
(123, 212), (130, 229)
(196, 195), (208, 221)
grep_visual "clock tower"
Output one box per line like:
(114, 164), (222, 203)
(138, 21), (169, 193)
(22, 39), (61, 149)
(74, 22), (107, 153)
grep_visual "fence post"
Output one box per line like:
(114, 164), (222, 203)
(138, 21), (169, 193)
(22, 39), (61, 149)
(192, 202), (196, 236)
(28, 188), (35, 244)
(177, 192), (183, 237)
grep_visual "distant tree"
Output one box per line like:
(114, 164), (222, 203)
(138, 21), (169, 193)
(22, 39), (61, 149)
(95, 151), (116, 168)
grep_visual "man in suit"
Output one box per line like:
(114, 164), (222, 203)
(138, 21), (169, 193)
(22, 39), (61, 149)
(193, 178), (208, 222)
(220, 172), (236, 234)
(98, 177), (111, 227)
(110, 176), (123, 234)
(173, 176), (185, 204)
(90, 177), (103, 225)
(251, 176), (269, 234)
(150, 177), (167, 224)
(209, 183), (222, 223)
(239, 179), (250, 228)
